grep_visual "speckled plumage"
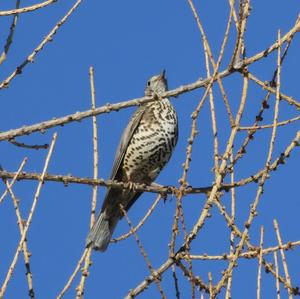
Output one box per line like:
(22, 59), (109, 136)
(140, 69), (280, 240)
(87, 71), (178, 251)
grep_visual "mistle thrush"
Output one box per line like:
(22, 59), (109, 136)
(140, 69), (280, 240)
(86, 70), (178, 251)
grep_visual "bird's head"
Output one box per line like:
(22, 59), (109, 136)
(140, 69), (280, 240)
(144, 70), (168, 97)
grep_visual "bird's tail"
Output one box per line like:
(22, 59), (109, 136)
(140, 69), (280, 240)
(86, 211), (118, 252)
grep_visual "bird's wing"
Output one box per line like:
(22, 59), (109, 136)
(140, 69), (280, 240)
(109, 105), (147, 181)
(100, 105), (147, 215)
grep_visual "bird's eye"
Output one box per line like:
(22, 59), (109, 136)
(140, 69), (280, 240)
(147, 81), (151, 86)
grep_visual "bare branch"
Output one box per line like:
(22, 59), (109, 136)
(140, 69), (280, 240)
(0, 0), (58, 16)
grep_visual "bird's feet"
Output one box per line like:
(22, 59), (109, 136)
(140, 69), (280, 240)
(125, 181), (136, 193)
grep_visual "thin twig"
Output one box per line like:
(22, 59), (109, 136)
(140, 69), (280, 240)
(180, 239), (300, 260)
(229, 0), (250, 67)
(208, 272), (213, 298)
(0, 133), (57, 298)
(176, 260), (210, 293)
(124, 257), (174, 299)
(76, 66), (99, 299)
(6, 180), (35, 298)
(239, 115), (300, 131)
(172, 265), (181, 299)
(225, 153), (236, 299)
(0, 0), (21, 66)
(204, 42), (219, 177)
(257, 226), (264, 299)
(248, 73), (300, 109)
(111, 195), (161, 242)
(1, 158), (35, 298)
(274, 219), (293, 298)
(228, 0), (239, 29)
(178, 206), (195, 299)
(9, 138), (49, 150)
(56, 249), (89, 299)
(0, 0), (58, 16)
(120, 204), (166, 299)
(274, 251), (281, 299)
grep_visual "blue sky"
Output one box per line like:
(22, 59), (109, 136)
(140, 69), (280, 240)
(0, 1), (299, 298)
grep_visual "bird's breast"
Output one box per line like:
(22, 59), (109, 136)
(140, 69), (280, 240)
(123, 100), (178, 183)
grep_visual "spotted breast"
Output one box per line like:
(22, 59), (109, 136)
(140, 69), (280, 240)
(123, 99), (178, 184)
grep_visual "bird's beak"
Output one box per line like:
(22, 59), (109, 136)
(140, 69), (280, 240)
(159, 69), (166, 79)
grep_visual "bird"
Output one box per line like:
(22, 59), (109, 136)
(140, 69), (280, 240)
(86, 70), (178, 251)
